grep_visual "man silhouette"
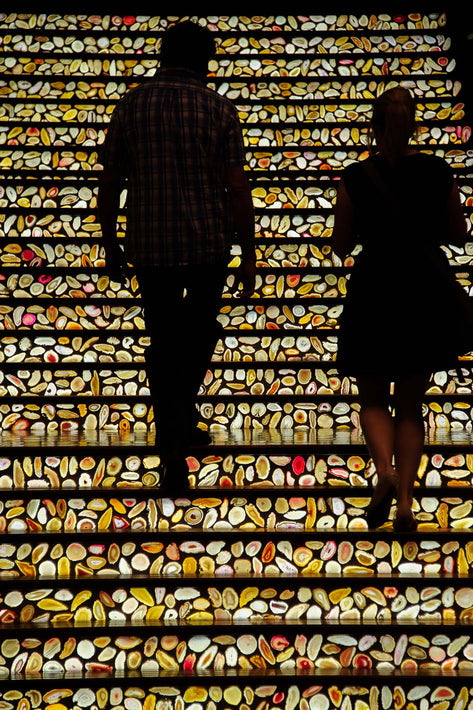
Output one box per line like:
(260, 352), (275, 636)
(98, 20), (255, 490)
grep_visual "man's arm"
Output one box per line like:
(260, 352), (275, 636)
(331, 178), (356, 259)
(97, 168), (127, 279)
(226, 165), (256, 296)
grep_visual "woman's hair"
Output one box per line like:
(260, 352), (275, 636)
(370, 87), (417, 163)
(160, 20), (215, 75)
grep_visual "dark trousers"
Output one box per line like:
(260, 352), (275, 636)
(136, 261), (227, 452)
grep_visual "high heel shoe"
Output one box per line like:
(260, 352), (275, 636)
(393, 512), (417, 532)
(366, 474), (398, 528)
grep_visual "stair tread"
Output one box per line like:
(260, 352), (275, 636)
(1, 484), (473, 499)
(0, 526), (470, 539)
(0, 666), (471, 686)
(0, 617), (470, 632)
(0, 571), (469, 584)
(1, 428), (473, 449)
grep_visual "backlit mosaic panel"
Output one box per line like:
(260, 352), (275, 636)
(203, 366), (473, 396)
(0, 396), (473, 431)
(0, 1), (471, 440)
(1, 491), (473, 530)
(0, 445), (471, 488)
(0, 688), (473, 710)
(2, 146), (472, 173)
(0, 302), (145, 330)
(2, 577), (473, 623)
(1, 121), (469, 147)
(2, 624), (473, 675)
(0, 397), (472, 431)
(2, 14), (473, 705)
(0, 334), (147, 362)
(0, 13), (452, 30)
(0, 531), (471, 576)
(1, 266), (473, 302)
(0, 686), (470, 710)
(198, 398), (473, 431)
(0, 78), (467, 107)
(0, 101), (469, 131)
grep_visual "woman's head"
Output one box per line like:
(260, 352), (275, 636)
(370, 87), (416, 163)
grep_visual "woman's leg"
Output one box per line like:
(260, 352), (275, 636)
(392, 372), (429, 527)
(357, 375), (398, 527)
(357, 374), (395, 479)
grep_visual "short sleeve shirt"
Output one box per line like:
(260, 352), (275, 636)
(100, 68), (246, 267)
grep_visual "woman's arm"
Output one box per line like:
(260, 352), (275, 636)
(446, 178), (469, 247)
(331, 178), (356, 259)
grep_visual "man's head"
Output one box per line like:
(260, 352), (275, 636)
(159, 20), (215, 76)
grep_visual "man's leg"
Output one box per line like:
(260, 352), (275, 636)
(175, 260), (228, 447)
(137, 261), (228, 486)
(136, 266), (186, 451)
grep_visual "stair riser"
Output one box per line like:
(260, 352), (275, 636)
(1, 495), (473, 529)
(0, 534), (471, 576)
(0, 579), (471, 624)
(1, 401), (472, 432)
(0, 626), (473, 675)
(0, 682), (469, 710)
(0, 449), (472, 487)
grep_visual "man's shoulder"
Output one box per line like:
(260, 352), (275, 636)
(202, 84), (238, 110)
(116, 74), (238, 119)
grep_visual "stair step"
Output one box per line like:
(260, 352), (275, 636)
(0, 12), (448, 31)
(3, 146), (471, 174)
(0, 618), (473, 677)
(1, 486), (473, 530)
(0, 528), (471, 576)
(0, 429), (472, 487)
(0, 671), (471, 704)
(0, 395), (472, 432)
(1, 77), (460, 106)
(1, 122), (465, 150)
(2, 99), (467, 132)
(2, 364), (473, 400)
(0, 572), (472, 625)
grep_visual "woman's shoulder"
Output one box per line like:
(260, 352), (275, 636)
(405, 152), (454, 188)
(404, 151), (452, 172)
(342, 158), (367, 184)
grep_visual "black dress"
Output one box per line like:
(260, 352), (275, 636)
(336, 152), (473, 378)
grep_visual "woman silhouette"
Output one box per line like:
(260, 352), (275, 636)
(332, 86), (472, 531)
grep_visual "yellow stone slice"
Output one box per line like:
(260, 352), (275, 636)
(130, 588), (154, 607)
(37, 599), (68, 611)
(71, 590), (92, 612)
(146, 606), (164, 621)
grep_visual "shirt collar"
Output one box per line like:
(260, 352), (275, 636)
(155, 67), (206, 83)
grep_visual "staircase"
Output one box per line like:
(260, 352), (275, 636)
(0, 10), (473, 710)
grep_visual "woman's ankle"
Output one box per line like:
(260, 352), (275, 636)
(373, 461), (396, 477)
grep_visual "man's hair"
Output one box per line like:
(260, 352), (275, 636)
(160, 20), (215, 73)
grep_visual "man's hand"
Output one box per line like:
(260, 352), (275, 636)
(225, 166), (256, 298)
(234, 254), (256, 297)
(104, 238), (127, 283)
(97, 168), (126, 282)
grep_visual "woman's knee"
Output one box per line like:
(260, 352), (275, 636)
(357, 375), (391, 410)
(393, 373), (429, 420)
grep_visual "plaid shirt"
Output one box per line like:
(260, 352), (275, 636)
(100, 68), (246, 267)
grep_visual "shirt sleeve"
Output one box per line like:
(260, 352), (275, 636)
(99, 102), (129, 175)
(224, 103), (246, 168)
